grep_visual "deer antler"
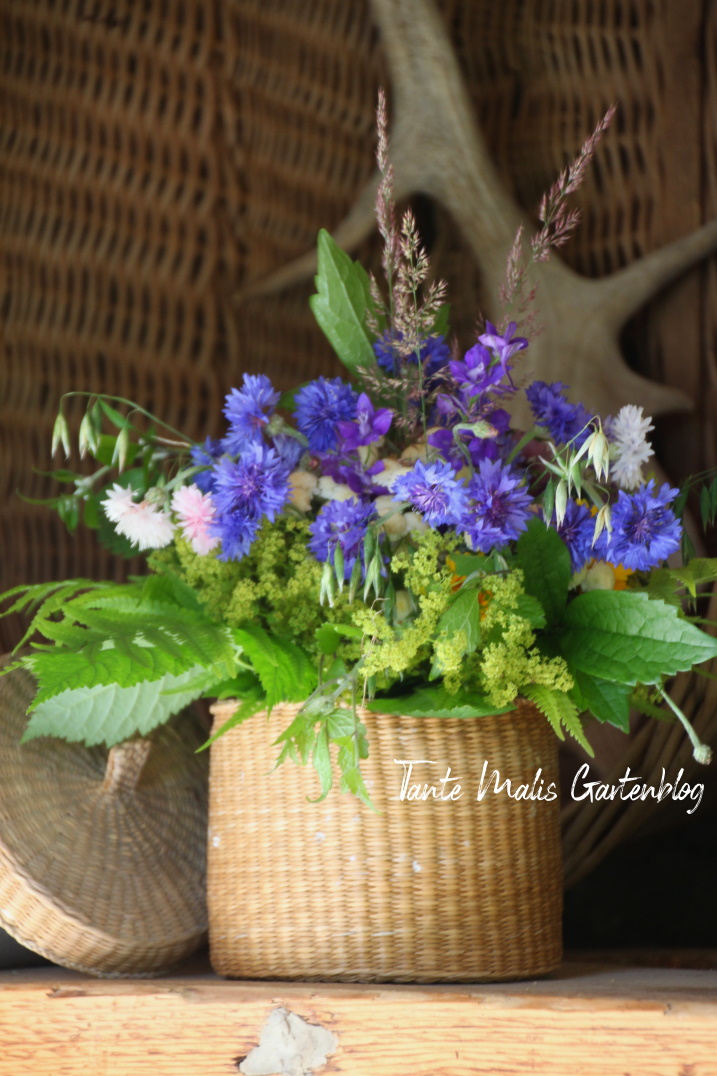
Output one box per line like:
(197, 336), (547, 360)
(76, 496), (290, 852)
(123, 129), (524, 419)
(241, 0), (717, 419)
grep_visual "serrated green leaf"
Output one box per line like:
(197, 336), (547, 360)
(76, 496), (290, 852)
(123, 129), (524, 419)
(21, 666), (213, 748)
(572, 670), (631, 731)
(557, 591), (717, 685)
(309, 229), (377, 374)
(522, 683), (594, 755)
(234, 625), (317, 709)
(367, 685), (512, 719)
(516, 518), (571, 625)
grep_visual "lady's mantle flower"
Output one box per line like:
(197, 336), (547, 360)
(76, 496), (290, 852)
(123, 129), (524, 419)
(210, 443), (290, 560)
(606, 404), (654, 491)
(392, 458), (469, 526)
(171, 484), (219, 556)
(308, 498), (377, 579)
(605, 480), (682, 571)
(222, 374), (280, 455)
(294, 376), (357, 453)
(553, 498), (595, 572)
(463, 459), (532, 552)
(102, 483), (174, 551)
(337, 392), (393, 451)
(525, 381), (592, 446)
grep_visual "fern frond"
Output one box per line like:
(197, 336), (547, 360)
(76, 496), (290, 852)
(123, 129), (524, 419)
(522, 683), (594, 756)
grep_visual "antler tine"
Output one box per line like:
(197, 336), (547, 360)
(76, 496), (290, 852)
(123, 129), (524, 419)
(239, 173), (382, 300)
(238, 0), (712, 420)
(593, 218), (717, 329)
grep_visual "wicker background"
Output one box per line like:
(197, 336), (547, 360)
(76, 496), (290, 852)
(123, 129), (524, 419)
(1, 0), (715, 637)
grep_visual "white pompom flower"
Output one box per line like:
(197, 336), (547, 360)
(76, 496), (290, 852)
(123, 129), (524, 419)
(102, 483), (174, 551)
(607, 405), (654, 491)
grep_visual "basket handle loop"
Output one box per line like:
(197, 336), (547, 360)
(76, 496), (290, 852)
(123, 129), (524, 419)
(102, 739), (151, 794)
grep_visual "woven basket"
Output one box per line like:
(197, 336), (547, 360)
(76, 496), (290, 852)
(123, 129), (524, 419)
(207, 698), (562, 982)
(0, 662), (208, 978)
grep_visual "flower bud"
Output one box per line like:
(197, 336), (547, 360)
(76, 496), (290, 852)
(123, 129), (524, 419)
(51, 411), (71, 458)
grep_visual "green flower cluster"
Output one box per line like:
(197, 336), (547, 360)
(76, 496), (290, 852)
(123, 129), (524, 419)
(150, 517), (364, 664)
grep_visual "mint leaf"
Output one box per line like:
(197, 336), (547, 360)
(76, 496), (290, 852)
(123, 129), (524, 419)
(22, 666), (213, 748)
(557, 591), (717, 685)
(367, 685), (511, 719)
(309, 229), (377, 374)
(516, 519), (571, 625)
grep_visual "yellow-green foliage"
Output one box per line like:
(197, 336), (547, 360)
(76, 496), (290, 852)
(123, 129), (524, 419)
(477, 570), (573, 709)
(354, 530), (458, 681)
(150, 517), (363, 663)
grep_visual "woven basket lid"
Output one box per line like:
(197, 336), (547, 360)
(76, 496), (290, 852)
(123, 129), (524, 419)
(0, 658), (208, 977)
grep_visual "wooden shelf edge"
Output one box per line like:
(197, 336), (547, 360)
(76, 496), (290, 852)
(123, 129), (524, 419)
(0, 960), (716, 1075)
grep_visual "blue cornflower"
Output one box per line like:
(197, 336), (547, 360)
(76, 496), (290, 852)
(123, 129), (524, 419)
(210, 444), (290, 560)
(337, 392), (393, 451)
(308, 498), (377, 579)
(392, 459), (469, 526)
(553, 499), (595, 572)
(525, 381), (593, 447)
(272, 433), (305, 471)
(463, 459), (532, 552)
(294, 377), (358, 453)
(222, 374), (280, 455)
(605, 481), (682, 571)
(374, 332), (451, 377)
(190, 437), (223, 492)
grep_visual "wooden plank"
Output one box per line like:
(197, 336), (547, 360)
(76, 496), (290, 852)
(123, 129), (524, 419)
(0, 962), (716, 1075)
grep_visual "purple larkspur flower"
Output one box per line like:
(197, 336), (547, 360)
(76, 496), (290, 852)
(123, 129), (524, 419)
(294, 377), (358, 453)
(604, 481), (682, 571)
(525, 381), (593, 447)
(210, 443), (290, 560)
(373, 332), (451, 377)
(553, 499), (595, 572)
(428, 409), (509, 471)
(190, 437), (223, 492)
(337, 392), (393, 451)
(308, 498), (377, 580)
(222, 374), (280, 455)
(463, 459), (532, 552)
(478, 321), (528, 366)
(449, 342), (509, 398)
(392, 458), (469, 526)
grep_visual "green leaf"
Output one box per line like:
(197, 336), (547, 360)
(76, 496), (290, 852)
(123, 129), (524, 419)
(314, 622), (363, 656)
(234, 625), (317, 709)
(557, 591), (717, 685)
(309, 229), (377, 375)
(431, 304), (451, 338)
(435, 586), (482, 657)
(522, 683), (594, 755)
(367, 685), (512, 719)
(516, 518), (571, 625)
(198, 689), (265, 750)
(571, 670), (631, 731)
(21, 666), (213, 748)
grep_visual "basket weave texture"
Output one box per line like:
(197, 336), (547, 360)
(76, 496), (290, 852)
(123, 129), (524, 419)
(207, 698), (563, 982)
(0, 662), (208, 978)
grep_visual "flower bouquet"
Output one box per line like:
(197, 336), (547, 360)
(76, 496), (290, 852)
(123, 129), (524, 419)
(2, 103), (717, 980)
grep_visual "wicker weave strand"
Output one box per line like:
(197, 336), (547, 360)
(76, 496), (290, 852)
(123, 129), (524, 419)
(208, 699), (563, 982)
(0, 662), (209, 978)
